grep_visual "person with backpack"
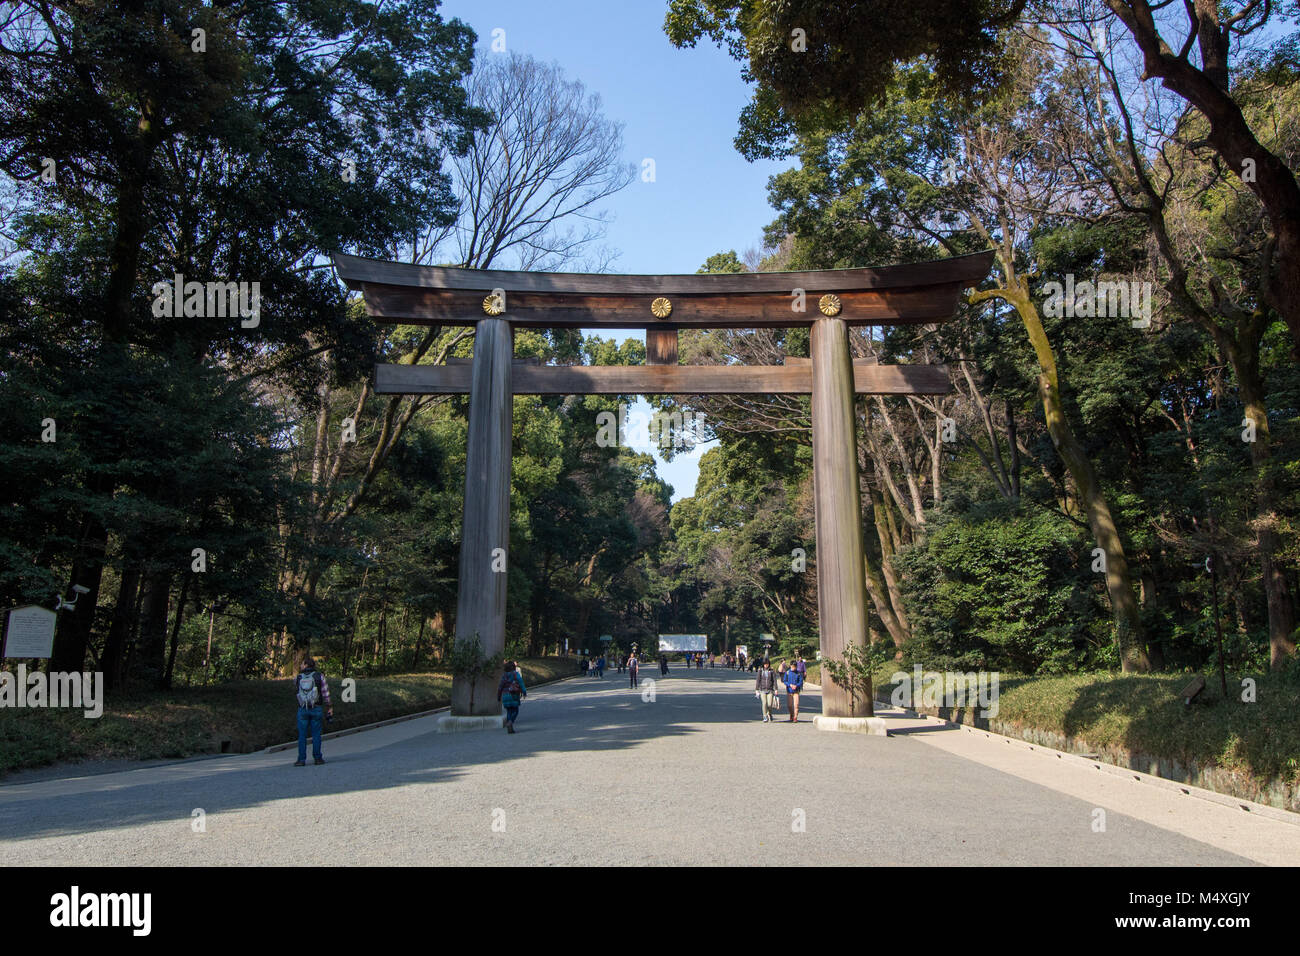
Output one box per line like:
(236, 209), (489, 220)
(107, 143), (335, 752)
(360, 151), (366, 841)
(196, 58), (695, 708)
(782, 658), (805, 722)
(497, 659), (527, 733)
(294, 656), (333, 766)
(754, 658), (779, 722)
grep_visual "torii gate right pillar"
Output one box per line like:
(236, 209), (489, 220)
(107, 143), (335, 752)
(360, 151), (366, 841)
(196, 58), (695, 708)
(811, 316), (873, 718)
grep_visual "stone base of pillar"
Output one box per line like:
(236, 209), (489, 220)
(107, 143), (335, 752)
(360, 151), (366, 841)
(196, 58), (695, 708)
(437, 714), (506, 733)
(814, 715), (889, 736)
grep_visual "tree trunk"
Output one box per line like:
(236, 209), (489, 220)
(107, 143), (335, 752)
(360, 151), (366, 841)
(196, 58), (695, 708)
(1006, 398), (1021, 498)
(1236, 354), (1297, 668)
(399, 604), (409, 662)
(872, 492), (912, 638)
(1138, 565), (1165, 670)
(51, 515), (109, 673)
(102, 563), (142, 690)
(162, 574), (191, 689)
(974, 284), (1150, 671)
(862, 498), (909, 648)
(379, 592), (388, 671)
(133, 569), (173, 689)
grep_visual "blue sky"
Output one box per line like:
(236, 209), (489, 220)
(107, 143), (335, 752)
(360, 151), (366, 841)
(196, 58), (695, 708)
(438, 0), (791, 499)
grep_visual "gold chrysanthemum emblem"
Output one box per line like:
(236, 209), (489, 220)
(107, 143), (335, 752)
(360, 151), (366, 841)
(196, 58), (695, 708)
(482, 292), (505, 316)
(650, 297), (673, 318)
(818, 294), (842, 317)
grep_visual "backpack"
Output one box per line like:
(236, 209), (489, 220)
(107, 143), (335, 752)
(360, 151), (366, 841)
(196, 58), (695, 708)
(500, 672), (522, 698)
(296, 671), (321, 708)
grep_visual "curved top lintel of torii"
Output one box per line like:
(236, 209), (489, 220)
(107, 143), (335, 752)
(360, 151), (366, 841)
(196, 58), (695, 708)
(331, 249), (995, 329)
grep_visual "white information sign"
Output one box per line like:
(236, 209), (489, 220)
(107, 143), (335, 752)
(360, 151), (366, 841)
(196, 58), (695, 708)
(657, 634), (707, 652)
(4, 606), (57, 659)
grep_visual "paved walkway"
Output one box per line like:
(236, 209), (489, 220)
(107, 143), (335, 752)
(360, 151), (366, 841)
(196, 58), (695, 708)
(2, 668), (1295, 865)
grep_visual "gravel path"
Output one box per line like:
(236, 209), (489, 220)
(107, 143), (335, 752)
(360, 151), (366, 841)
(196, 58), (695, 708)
(0, 668), (1287, 865)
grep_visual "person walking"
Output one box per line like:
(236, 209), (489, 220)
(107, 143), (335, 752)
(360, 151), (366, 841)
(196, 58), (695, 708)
(497, 659), (527, 733)
(294, 656), (333, 766)
(795, 653), (807, 685)
(755, 658), (779, 722)
(597, 654), (606, 678)
(628, 653), (640, 688)
(659, 653), (669, 676)
(782, 658), (805, 721)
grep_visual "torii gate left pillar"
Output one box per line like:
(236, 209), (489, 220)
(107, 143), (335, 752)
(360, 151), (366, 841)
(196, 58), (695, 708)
(449, 317), (512, 718)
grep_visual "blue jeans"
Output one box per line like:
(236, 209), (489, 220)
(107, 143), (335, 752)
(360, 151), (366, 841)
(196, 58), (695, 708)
(297, 706), (323, 761)
(504, 703), (520, 724)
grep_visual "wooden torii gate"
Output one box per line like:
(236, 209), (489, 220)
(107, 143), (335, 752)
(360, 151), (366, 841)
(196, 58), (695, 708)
(333, 250), (994, 727)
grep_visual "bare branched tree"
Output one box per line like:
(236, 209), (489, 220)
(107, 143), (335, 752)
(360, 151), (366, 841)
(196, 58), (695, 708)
(417, 52), (636, 270)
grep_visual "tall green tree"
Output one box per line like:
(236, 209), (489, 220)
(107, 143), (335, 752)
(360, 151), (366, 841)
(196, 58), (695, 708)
(0, 0), (487, 680)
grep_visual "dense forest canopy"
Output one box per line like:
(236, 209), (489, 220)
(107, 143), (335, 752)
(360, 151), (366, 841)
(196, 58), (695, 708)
(0, 1), (1296, 691)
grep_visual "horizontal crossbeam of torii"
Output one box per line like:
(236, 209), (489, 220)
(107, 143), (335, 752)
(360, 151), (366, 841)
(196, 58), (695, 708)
(332, 249), (995, 726)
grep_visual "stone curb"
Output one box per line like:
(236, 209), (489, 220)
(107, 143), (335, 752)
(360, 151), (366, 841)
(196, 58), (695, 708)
(897, 705), (1300, 828)
(264, 704), (451, 753)
(264, 669), (583, 754)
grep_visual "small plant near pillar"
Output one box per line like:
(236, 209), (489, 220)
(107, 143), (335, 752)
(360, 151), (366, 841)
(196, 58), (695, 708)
(449, 632), (502, 714)
(821, 643), (890, 717)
